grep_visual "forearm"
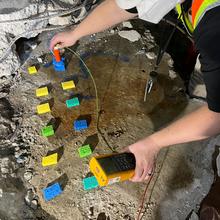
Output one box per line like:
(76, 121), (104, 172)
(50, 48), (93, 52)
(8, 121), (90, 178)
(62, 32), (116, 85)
(72, 0), (137, 39)
(148, 105), (220, 149)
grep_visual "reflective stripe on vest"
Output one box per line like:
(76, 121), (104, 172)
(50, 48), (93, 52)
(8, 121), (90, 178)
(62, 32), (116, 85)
(176, 3), (194, 36)
(192, 0), (220, 28)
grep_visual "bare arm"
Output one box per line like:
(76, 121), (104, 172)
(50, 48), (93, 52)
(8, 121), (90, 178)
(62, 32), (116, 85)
(151, 105), (220, 147)
(128, 105), (220, 182)
(50, 0), (137, 49)
(73, 0), (136, 39)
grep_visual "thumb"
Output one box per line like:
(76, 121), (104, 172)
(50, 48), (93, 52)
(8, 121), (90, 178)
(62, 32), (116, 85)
(50, 36), (61, 50)
(131, 162), (143, 182)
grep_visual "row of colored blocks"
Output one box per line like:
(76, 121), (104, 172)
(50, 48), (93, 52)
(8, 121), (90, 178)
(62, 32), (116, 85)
(42, 144), (92, 167)
(43, 175), (99, 201)
(42, 144), (96, 201)
(41, 119), (89, 138)
(39, 80), (75, 96)
(36, 80), (76, 97)
(29, 58), (98, 200)
(37, 96), (79, 115)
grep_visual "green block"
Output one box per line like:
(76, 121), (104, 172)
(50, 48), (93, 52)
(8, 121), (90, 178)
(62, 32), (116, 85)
(66, 97), (80, 108)
(41, 125), (54, 137)
(78, 145), (92, 158)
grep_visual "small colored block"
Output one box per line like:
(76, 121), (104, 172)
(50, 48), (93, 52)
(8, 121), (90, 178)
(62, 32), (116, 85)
(74, 120), (88, 131)
(61, 81), (75, 90)
(37, 103), (51, 114)
(42, 182), (62, 201)
(41, 125), (54, 137)
(83, 176), (99, 190)
(36, 87), (49, 97)
(28, 66), (37, 74)
(78, 145), (92, 158)
(42, 153), (58, 166)
(52, 57), (65, 72)
(66, 97), (80, 108)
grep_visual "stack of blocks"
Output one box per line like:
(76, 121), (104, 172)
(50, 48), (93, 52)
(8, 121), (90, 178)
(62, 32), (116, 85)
(52, 48), (65, 72)
(52, 57), (65, 72)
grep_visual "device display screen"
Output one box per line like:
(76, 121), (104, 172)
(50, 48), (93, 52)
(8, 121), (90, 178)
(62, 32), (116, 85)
(97, 153), (136, 175)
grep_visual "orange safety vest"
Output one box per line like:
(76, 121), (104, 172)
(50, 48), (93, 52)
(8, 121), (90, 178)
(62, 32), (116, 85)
(192, 0), (220, 28)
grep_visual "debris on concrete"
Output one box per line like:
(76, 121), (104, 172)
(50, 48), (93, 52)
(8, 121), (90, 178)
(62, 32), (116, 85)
(24, 171), (33, 181)
(118, 30), (141, 42)
(146, 51), (156, 60)
(188, 211), (199, 220)
(123, 21), (133, 29)
(169, 69), (178, 79)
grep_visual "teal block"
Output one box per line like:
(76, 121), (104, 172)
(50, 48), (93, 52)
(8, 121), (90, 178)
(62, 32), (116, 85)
(83, 176), (99, 190)
(66, 97), (80, 108)
(78, 145), (92, 158)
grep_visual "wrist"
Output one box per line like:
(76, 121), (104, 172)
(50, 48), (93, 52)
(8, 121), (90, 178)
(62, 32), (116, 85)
(141, 135), (162, 152)
(70, 29), (82, 41)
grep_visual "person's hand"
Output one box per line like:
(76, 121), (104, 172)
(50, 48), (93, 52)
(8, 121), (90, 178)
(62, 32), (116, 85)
(50, 31), (79, 50)
(125, 137), (160, 182)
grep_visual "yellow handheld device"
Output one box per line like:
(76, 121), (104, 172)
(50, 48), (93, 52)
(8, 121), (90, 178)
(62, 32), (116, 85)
(89, 153), (135, 187)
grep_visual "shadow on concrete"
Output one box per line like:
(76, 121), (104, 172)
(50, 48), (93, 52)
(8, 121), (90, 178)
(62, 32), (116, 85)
(46, 146), (64, 162)
(47, 173), (69, 191)
(40, 98), (54, 109)
(39, 83), (53, 93)
(154, 154), (194, 220)
(47, 117), (61, 132)
(143, 73), (188, 131)
(83, 134), (99, 152)
(62, 75), (79, 86)
(76, 114), (92, 127)
(199, 146), (220, 219)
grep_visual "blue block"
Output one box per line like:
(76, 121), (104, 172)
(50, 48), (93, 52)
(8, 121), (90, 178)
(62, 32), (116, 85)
(74, 120), (88, 131)
(52, 57), (65, 72)
(83, 176), (99, 190)
(42, 182), (63, 201)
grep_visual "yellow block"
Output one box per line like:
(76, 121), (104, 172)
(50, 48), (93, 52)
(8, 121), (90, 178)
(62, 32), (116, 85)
(28, 66), (37, 74)
(36, 87), (49, 97)
(42, 153), (58, 166)
(61, 80), (75, 90)
(37, 103), (51, 114)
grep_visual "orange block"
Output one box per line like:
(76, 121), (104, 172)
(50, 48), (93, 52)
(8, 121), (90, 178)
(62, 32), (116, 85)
(53, 49), (61, 62)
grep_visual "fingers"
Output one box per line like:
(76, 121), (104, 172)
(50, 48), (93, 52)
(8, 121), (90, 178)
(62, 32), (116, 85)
(144, 167), (154, 181)
(131, 163), (154, 182)
(130, 162), (144, 182)
(50, 35), (63, 50)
